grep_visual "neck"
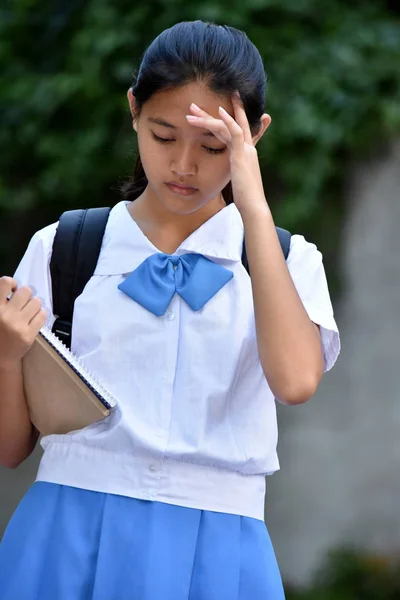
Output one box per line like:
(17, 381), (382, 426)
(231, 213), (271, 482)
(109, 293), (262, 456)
(126, 185), (227, 255)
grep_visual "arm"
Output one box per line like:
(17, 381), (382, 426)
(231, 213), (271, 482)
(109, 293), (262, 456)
(186, 99), (329, 404)
(0, 277), (46, 467)
(0, 362), (39, 468)
(241, 204), (324, 405)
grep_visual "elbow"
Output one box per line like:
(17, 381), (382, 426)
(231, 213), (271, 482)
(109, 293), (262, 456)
(0, 445), (33, 468)
(275, 374), (322, 406)
(0, 431), (38, 469)
(0, 455), (25, 469)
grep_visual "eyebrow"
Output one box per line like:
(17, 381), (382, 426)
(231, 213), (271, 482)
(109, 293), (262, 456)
(148, 116), (216, 138)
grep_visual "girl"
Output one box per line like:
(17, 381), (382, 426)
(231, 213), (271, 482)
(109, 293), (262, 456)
(0, 20), (340, 600)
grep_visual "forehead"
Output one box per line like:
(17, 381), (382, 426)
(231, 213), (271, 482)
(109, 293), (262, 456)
(141, 81), (233, 121)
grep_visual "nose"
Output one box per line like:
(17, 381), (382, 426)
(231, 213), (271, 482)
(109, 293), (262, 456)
(171, 145), (196, 177)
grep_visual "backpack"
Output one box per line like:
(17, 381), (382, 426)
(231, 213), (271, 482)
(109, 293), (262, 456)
(50, 207), (291, 349)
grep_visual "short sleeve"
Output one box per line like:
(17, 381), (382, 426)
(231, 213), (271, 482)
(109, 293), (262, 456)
(13, 223), (58, 328)
(287, 234), (340, 372)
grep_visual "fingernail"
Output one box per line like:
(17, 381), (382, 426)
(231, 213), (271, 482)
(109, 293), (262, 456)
(186, 115), (197, 120)
(219, 106), (227, 114)
(191, 103), (201, 111)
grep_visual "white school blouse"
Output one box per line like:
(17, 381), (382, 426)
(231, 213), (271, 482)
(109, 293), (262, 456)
(14, 201), (340, 520)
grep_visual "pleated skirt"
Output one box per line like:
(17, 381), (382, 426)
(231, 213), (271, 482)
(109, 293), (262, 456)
(0, 482), (285, 600)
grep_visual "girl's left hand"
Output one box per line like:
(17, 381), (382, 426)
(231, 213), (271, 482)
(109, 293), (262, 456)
(186, 95), (269, 215)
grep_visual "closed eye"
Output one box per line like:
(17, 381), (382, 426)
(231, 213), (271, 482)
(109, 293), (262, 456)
(151, 132), (227, 156)
(152, 133), (174, 144)
(204, 146), (227, 155)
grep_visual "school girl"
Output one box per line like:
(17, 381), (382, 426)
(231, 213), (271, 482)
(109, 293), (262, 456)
(0, 20), (340, 600)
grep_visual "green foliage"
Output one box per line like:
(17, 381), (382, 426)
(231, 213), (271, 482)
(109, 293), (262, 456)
(286, 548), (400, 600)
(1, 0), (400, 268)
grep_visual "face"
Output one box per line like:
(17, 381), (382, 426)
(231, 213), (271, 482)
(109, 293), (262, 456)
(128, 82), (235, 216)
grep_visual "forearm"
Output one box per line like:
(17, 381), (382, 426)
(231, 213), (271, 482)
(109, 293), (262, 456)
(0, 362), (38, 467)
(241, 203), (324, 405)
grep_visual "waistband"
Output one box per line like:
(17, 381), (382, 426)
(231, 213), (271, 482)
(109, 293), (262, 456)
(37, 440), (267, 520)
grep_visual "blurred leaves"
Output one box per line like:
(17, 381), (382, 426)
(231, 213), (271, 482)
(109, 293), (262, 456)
(0, 0), (400, 265)
(286, 548), (400, 600)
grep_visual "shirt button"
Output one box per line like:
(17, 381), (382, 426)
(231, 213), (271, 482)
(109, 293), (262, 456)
(166, 312), (175, 321)
(149, 463), (159, 472)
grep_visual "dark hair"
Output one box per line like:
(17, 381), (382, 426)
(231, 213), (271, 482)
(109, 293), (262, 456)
(122, 20), (267, 203)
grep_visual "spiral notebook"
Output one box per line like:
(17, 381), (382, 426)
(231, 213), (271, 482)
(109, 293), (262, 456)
(22, 327), (117, 436)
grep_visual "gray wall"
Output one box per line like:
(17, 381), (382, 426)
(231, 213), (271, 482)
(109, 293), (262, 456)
(0, 446), (42, 531)
(267, 139), (400, 586)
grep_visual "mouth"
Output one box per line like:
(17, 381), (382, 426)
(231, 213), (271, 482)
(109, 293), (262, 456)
(165, 182), (198, 196)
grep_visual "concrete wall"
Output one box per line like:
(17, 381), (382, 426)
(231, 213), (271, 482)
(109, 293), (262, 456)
(267, 139), (400, 585)
(0, 446), (42, 531)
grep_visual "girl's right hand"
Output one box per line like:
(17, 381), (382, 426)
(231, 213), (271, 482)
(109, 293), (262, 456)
(0, 276), (47, 370)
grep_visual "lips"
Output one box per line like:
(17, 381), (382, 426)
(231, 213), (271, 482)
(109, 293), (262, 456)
(165, 182), (198, 196)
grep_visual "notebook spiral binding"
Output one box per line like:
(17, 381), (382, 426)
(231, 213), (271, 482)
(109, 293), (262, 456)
(39, 327), (117, 411)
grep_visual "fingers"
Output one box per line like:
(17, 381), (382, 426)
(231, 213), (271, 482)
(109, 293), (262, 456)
(218, 106), (245, 144)
(0, 282), (34, 312)
(28, 306), (47, 331)
(8, 286), (34, 311)
(186, 115), (231, 145)
(188, 103), (211, 118)
(23, 296), (44, 324)
(231, 94), (253, 145)
(0, 276), (18, 304)
(186, 104), (231, 146)
(0, 278), (46, 327)
(186, 99), (252, 152)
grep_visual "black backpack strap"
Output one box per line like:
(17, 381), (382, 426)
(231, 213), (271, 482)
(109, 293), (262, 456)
(50, 207), (111, 348)
(241, 227), (292, 274)
(276, 226), (292, 261)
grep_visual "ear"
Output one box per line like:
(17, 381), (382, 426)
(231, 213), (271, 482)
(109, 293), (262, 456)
(127, 88), (139, 132)
(252, 114), (271, 146)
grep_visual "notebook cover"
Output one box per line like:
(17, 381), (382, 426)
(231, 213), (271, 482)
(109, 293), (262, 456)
(22, 333), (113, 435)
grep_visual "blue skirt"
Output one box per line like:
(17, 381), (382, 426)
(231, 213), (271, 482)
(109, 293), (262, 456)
(0, 482), (285, 600)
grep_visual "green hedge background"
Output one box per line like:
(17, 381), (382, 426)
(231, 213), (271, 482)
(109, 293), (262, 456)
(1, 0), (399, 278)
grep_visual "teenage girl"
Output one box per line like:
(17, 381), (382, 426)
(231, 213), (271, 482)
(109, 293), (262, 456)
(0, 20), (340, 600)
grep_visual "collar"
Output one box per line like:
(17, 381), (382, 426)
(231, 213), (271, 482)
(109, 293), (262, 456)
(94, 201), (244, 276)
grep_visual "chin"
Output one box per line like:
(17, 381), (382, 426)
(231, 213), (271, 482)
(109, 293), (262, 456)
(162, 200), (207, 216)
(158, 187), (212, 216)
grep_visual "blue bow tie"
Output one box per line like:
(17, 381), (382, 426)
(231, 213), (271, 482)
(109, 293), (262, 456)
(118, 253), (233, 316)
